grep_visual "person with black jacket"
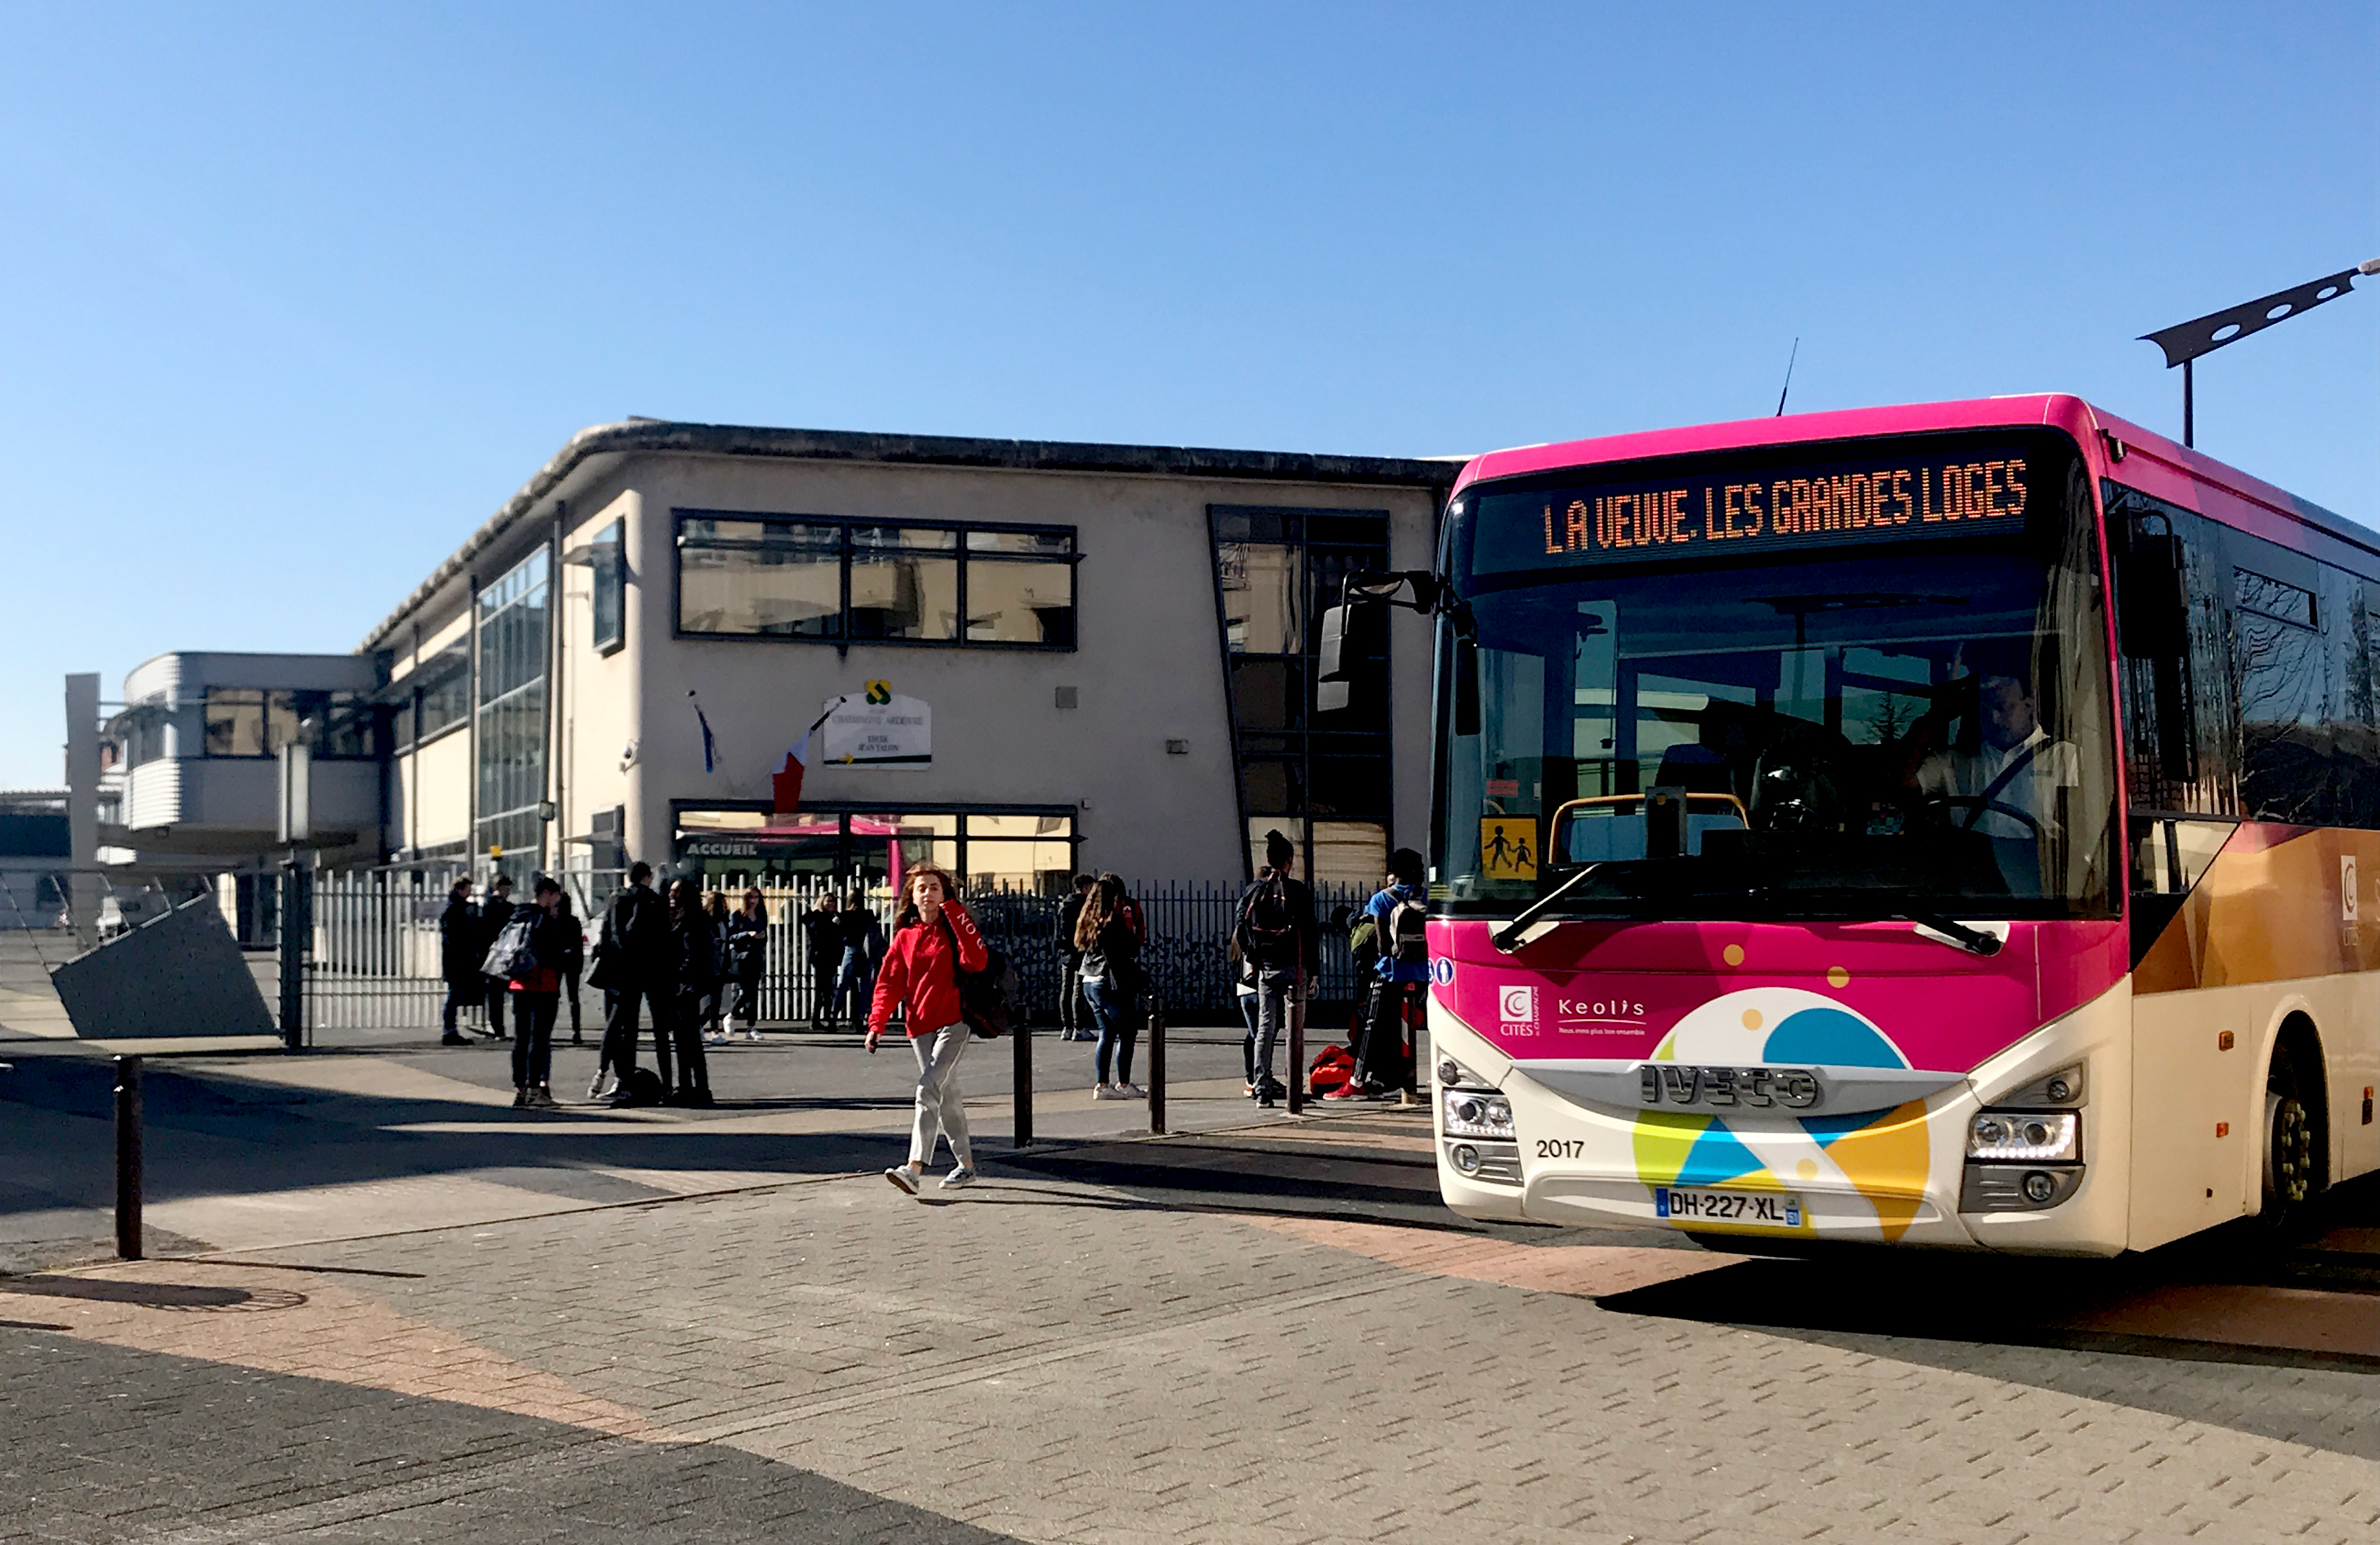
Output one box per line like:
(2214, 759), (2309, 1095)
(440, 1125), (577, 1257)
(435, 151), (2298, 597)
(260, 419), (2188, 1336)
(1233, 829), (1318, 1107)
(1075, 873), (1147, 1099)
(556, 890), (586, 1045)
(594, 863), (670, 1103)
(722, 888), (768, 1042)
(665, 878), (717, 1107)
(478, 873), (517, 1041)
(1054, 873), (1094, 1041)
(800, 894), (845, 1029)
(437, 878), (480, 1046)
(504, 876), (577, 1107)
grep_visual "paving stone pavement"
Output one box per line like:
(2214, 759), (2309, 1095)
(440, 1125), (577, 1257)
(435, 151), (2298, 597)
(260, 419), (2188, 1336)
(8, 1143), (2380, 1544)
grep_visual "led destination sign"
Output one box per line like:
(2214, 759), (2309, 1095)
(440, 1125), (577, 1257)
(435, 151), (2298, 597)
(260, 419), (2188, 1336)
(1471, 446), (2032, 575)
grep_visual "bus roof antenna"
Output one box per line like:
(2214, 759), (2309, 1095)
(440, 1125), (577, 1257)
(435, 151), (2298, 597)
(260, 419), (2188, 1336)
(1774, 337), (1800, 417)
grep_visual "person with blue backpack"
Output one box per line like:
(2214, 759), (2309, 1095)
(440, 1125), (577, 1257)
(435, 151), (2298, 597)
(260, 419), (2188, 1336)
(1329, 846), (1429, 1102)
(1233, 829), (1317, 1108)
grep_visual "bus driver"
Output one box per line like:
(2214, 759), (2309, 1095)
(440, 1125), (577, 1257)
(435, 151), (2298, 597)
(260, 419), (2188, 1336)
(1914, 671), (2079, 844)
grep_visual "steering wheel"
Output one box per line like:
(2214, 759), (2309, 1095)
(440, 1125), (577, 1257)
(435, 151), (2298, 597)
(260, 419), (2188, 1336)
(1915, 794), (2041, 840)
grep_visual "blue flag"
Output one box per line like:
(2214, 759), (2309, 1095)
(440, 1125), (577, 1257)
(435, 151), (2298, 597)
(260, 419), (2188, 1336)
(695, 701), (717, 774)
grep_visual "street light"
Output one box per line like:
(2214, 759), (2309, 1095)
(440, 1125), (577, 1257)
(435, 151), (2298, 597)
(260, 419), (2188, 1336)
(2140, 258), (2380, 447)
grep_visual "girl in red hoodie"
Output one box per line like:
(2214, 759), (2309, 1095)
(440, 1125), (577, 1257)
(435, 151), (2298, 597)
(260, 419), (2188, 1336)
(867, 864), (989, 1194)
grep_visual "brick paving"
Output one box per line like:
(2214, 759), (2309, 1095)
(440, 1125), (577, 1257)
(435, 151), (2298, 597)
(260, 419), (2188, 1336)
(7, 1134), (2380, 1543)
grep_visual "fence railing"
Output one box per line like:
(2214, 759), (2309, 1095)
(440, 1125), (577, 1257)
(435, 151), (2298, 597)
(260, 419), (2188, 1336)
(8, 863), (1391, 1041)
(293, 872), (1382, 1037)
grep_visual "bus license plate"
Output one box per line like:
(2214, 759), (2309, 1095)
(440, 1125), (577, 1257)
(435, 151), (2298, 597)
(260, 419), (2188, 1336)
(1654, 1187), (1803, 1228)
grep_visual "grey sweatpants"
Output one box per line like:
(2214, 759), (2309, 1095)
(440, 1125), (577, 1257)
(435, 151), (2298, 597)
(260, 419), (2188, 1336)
(909, 1021), (974, 1170)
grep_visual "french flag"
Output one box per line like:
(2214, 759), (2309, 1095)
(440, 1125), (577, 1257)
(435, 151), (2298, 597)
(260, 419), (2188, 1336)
(772, 699), (845, 817)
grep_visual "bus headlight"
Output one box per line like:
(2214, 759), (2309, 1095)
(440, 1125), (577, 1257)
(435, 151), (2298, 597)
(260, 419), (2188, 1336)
(1967, 1109), (2080, 1162)
(1443, 1090), (1515, 1139)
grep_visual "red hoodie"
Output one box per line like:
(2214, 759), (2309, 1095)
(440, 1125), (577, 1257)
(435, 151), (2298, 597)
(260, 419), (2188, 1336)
(869, 900), (989, 1039)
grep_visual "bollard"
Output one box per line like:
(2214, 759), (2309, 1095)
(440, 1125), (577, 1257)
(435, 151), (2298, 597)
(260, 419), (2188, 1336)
(1286, 985), (1305, 1115)
(1012, 1013), (1033, 1149)
(115, 1054), (143, 1260)
(1147, 993), (1166, 1135)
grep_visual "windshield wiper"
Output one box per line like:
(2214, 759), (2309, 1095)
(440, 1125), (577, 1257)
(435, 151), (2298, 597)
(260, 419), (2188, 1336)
(1492, 865), (1603, 953)
(1895, 911), (2004, 957)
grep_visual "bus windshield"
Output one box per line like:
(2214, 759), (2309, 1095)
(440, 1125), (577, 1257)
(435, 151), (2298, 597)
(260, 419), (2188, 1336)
(1436, 430), (2118, 920)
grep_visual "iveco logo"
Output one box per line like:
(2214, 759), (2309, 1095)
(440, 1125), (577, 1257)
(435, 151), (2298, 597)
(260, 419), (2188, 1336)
(1639, 1063), (1821, 1109)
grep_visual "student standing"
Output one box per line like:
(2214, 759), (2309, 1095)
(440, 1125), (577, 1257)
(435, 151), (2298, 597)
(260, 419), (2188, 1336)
(594, 863), (670, 1103)
(722, 888), (768, 1042)
(1233, 829), (1317, 1107)
(832, 892), (885, 1032)
(1054, 873), (1094, 1040)
(702, 890), (733, 1045)
(505, 876), (575, 1108)
(801, 893), (845, 1028)
(1075, 873), (1145, 1099)
(478, 873), (517, 1041)
(438, 878), (480, 1046)
(867, 864), (986, 1193)
(666, 878), (717, 1107)
(1333, 847), (1430, 1101)
(556, 890), (586, 1046)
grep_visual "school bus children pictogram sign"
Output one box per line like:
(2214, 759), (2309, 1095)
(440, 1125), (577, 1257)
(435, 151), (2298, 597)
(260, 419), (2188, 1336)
(1479, 817), (1536, 880)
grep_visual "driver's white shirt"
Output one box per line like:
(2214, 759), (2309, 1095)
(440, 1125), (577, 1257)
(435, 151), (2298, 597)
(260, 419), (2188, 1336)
(1917, 727), (2080, 840)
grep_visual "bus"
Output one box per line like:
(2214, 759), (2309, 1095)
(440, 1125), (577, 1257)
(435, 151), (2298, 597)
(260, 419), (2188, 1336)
(1384, 394), (2378, 1254)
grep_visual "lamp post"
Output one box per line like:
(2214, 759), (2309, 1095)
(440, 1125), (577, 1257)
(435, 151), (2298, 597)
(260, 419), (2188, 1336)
(2140, 258), (2380, 448)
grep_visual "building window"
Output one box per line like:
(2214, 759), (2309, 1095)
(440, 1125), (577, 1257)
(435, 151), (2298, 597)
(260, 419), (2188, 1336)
(675, 512), (1075, 649)
(411, 652), (470, 747)
(590, 518), (626, 655)
(475, 550), (550, 863)
(966, 528), (1076, 646)
(1210, 506), (1394, 883)
(203, 689), (381, 759)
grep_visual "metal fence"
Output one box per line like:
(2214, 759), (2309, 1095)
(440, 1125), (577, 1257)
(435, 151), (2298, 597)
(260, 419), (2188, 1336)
(295, 871), (1383, 1038)
(5, 863), (1391, 1042)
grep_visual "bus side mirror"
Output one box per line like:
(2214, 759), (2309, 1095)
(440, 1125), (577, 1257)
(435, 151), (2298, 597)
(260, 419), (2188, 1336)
(2118, 536), (2188, 662)
(1315, 603), (1353, 714)
(2118, 535), (2196, 779)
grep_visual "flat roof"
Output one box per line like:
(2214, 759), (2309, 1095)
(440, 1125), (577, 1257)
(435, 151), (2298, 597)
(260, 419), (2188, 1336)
(360, 418), (1463, 652)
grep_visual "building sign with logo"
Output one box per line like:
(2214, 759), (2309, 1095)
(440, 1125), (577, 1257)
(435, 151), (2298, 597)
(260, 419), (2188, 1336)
(819, 682), (930, 768)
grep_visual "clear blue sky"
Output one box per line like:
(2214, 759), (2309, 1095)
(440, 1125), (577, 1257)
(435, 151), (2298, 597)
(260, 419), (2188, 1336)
(1, 2), (2373, 788)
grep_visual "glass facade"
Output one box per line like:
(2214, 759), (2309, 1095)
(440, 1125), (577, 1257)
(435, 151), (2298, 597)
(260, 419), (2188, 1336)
(1210, 506), (1393, 883)
(676, 512), (1075, 648)
(201, 689), (381, 759)
(475, 549), (550, 865)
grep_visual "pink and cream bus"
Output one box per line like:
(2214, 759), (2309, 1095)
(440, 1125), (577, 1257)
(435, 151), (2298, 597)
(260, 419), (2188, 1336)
(1410, 394), (2379, 1254)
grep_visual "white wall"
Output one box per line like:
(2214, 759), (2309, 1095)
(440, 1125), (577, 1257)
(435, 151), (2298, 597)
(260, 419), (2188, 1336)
(371, 449), (1442, 888)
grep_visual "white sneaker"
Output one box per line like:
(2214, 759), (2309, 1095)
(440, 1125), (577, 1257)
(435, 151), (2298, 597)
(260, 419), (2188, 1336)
(745, 1031), (762, 1042)
(1092, 1083), (1128, 1100)
(940, 1167), (977, 1190)
(884, 1166), (920, 1195)
(705, 1033), (726, 1046)
(1114, 1082), (1147, 1099)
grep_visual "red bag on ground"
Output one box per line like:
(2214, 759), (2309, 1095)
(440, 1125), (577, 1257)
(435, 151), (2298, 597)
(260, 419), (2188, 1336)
(1309, 1044), (1355, 1097)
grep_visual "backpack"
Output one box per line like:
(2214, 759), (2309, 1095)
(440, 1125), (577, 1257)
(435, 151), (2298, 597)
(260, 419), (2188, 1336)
(1385, 891), (1429, 967)
(1347, 916), (1379, 976)
(1239, 873), (1298, 968)
(940, 912), (1017, 1039)
(480, 913), (539, 980)
(1308, 1043), (1356, 1097)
